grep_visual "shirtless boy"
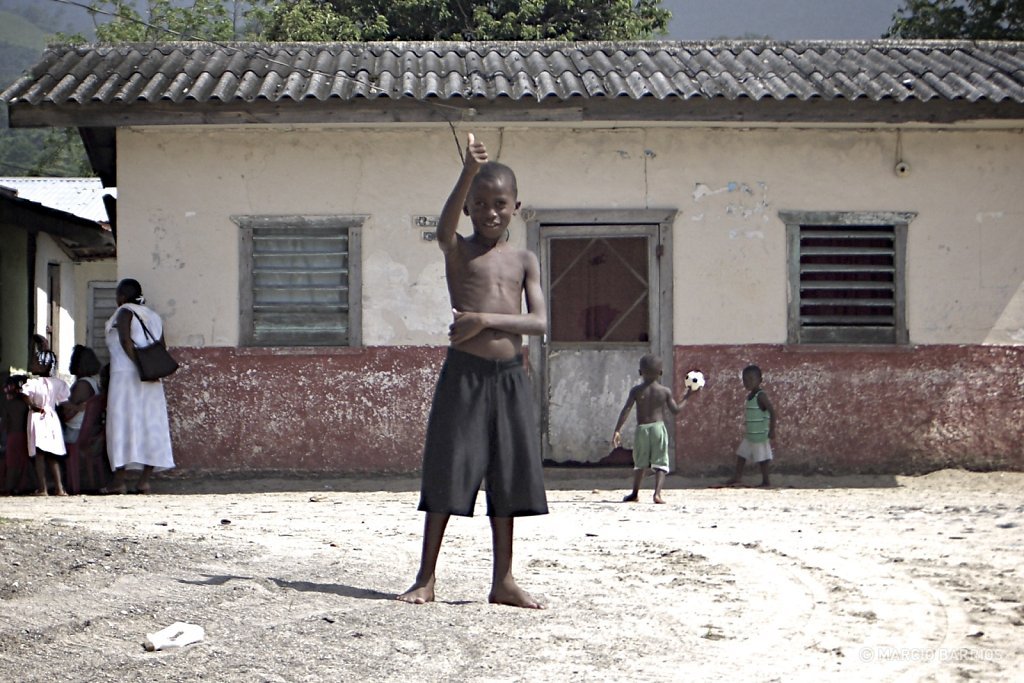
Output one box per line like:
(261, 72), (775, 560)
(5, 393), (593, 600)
(398, 134), (548, 609)
(612, 354), (692, 504)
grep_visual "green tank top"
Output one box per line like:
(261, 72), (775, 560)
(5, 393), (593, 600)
(744, 390), (770, 443)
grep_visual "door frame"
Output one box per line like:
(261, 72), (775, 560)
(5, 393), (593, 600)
(524, 208), (676, 462)
(46, 262), (61, 353)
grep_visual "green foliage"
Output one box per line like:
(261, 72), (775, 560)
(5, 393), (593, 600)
(0, 129), (93, 178)
(261, 0), (671, 42)
(48, 33), (90, 47)
(59, 1), (671, 44)
(255, 0), (363, 40)
(86, 0), (237, 42)
(886, 0), (1024, 40)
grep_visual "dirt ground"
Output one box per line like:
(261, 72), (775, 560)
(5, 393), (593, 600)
(0, 468), (1021, 682)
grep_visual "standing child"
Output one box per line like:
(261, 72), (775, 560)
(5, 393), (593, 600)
(726, 364), (776, 488)
(22, 350), (71, 496)
(61, 345), (102, 445)
(2, 374), (31, 494)
(398, 133), (548, 609)
(612, 354), (692, 504)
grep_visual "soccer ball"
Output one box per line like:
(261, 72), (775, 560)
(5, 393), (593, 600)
(684, 370), (706, 391)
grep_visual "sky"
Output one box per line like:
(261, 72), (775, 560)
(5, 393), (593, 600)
(662, 0), (903, 40)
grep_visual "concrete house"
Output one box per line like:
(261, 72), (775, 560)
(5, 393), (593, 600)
(2, 40), (1021, 474)
(0, 178), (116, 376)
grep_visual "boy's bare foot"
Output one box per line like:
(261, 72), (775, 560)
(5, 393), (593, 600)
(724, 478), (740, 487)
(54, 489), (68, 497)
(132, 484), (150, 495)
(32, 489), (48, 497)
(396, 578), (435, 605)
(653, 494), (666, 504)
(489, 577), (544, 609)
(622, 492), (639, 502)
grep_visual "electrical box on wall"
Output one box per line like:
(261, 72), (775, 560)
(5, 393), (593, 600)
(414, 215), (439, 241)
(413, 215), (439, 228)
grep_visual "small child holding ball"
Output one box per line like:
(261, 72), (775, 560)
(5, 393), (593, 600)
(725, 364), (776, 488)
(612, 354), (692, 504)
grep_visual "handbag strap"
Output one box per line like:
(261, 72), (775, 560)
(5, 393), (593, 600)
(129, 308), (159, 345)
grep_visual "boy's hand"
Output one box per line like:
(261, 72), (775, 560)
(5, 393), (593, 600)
(465, 133), (488, 171)
(612, 431), (622, 448)
(449, 309), (487, 344)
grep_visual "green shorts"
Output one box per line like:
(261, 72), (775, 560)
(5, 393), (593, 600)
(633, 421), (670, 472)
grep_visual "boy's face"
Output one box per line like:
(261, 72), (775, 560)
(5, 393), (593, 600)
(464, 176), (520, 243)
(742, 370), (761, 391)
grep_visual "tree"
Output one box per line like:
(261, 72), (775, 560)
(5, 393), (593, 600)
(255, 0), (670, 42)
(82, 1), (262, 43)
(0, 128), (93, 177)
(886, 0), (1024, 40)
(81, 0), (670, 43)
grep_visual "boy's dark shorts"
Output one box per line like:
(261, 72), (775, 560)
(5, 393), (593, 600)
(419, 348), (548, 518)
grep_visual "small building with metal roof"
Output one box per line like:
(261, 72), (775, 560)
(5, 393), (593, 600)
(0, 176), (116, 376)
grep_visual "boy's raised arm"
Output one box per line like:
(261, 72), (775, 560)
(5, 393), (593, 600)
(437, 132), (488, 254)
(666, 387), (693, 415)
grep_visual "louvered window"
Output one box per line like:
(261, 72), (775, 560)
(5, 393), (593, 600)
(87, 281), (117, 364)
(781, 211), (913, 345)
(235, 215), (363, 347)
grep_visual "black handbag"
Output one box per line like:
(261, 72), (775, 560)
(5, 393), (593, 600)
(131, 310), (179, 382)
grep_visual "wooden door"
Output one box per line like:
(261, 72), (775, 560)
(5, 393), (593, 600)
(527, 212), (674, 465)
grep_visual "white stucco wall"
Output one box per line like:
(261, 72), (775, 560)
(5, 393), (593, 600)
(117, 124), (1024, 348)
(31, 241), (116, 376)
(33, 235), (76, 376)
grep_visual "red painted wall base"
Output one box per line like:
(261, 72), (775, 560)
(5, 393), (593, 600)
(166, 346), (444, 472)
(674, 344), (1024, 475)
(163, 344), (1023, 475)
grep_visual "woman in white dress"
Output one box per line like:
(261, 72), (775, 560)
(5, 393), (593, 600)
(104, 278), (174, 494)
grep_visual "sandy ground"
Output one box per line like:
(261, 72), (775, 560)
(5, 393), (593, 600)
(0, 468), (1022, 682)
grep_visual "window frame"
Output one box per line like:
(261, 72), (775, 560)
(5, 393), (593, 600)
(780, 210), (915, 346)
(87, 280), (118, 364)
(233, 214), (364, 348)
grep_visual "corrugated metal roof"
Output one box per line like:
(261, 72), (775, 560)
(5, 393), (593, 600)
(0, 177), (113, 223)
(2, 41), (1022, 107)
